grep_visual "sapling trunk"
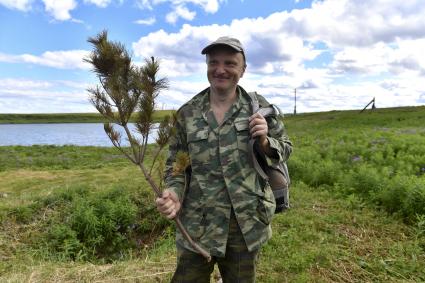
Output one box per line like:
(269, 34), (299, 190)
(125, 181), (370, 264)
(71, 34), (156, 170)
(85, 31), (211, 262)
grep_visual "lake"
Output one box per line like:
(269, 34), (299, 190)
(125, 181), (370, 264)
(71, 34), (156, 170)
(0, 123), (158, 146)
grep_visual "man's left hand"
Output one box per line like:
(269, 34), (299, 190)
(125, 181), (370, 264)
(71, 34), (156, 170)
(249, 112), (270, 153)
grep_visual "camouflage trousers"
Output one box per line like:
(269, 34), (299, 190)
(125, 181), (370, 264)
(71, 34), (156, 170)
(171, 210), (259, 283)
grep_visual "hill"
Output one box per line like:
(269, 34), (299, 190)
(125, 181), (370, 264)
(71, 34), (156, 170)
(0, 106), (424, 282)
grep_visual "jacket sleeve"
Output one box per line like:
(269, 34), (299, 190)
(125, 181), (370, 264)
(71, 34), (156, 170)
(164, 110), (188, 201)
(257, 94), (293, 165)
(265, 115), (292, 165)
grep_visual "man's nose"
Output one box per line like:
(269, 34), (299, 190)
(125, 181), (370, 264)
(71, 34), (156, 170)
(214, 64), (226, 74)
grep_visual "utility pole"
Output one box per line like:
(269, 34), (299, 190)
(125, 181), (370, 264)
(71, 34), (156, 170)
(293, 88), (297, 115)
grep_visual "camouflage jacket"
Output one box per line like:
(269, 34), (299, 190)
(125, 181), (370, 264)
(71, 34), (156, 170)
(165, 85), (292, 257)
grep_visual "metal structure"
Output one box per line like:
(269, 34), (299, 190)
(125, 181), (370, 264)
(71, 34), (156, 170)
(360, 97), (376, 113)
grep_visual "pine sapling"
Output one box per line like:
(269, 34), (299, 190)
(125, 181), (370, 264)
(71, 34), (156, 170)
(84, 31), (211, 261)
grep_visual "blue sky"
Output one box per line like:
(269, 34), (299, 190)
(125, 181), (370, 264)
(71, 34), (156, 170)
(0, 0), (424, 113)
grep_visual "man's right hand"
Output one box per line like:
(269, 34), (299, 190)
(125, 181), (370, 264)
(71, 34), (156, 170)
(155, 189), (181, 219)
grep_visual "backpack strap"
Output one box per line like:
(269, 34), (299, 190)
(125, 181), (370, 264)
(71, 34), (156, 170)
(247, 92), (282, 118)
(247, 91), (259, 113)
(247, 92), (291, 212)
(247, 92), (270, 180)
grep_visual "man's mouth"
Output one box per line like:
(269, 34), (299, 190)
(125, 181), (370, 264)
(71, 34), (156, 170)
(214, 76), (228, 80)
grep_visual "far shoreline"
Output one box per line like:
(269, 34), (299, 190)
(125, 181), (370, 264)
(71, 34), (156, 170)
(0, 111), (175, 124)
(1, 105), (424, 124)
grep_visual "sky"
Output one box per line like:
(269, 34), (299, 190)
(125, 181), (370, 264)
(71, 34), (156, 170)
(0, 0), (424, 114)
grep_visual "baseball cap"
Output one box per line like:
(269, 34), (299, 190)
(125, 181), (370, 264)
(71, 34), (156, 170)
(201, 36), (245, 56)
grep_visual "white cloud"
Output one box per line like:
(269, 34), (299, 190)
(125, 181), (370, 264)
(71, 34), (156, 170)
(137, 0), (224, 23)
(0, 78), (52, 90)
(157, 79), (209, 109)
(135, 0), (153, 10)
(42, 0), (77, 21)
(2, 0), (424, 113)
(193, 0), (221, 13)
(0, 78), (93, 113)
(84, 0), (111, 8)
(166, 5), (196, 24)
(137, 0), (223, 13)
(0, 0), (113, 19)
(0, 93), (93, 113)
(329, 43), (392, 75)
(0, 50), (90, 70)
(0, 0), (33, 11)
(285, 0), (425, 47)
(131, 0), (425, 113)
(329, 38), (425, 77)
(389, 39), (425, 75)
(132, 16), (321, 76)
(134, 17), (156, 25)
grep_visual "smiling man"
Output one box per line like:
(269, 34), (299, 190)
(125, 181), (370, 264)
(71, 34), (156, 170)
(156, 36), (292, 282)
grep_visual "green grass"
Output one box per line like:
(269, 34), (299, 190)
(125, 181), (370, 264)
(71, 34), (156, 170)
(0, 105), (424, 282)
(258, 183), (424, 282)
(0, 110), (175, 124)
(0, 145), (131, 171)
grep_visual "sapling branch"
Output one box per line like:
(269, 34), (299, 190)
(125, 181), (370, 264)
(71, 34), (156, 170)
(140, 134), (149, 164)
(149, 147), (162, 176)
(104, 123), (136, 164)
(122, 124), (140, 163)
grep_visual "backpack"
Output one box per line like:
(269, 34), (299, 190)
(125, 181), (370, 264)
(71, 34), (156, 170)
(247, 92), (291, 213)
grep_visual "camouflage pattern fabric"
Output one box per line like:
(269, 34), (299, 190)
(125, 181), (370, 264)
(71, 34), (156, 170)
(165, 85), (292, 258)
(171, 209), (259, 283)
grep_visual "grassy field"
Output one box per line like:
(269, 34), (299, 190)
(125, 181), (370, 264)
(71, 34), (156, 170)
(0, 106), (424, 282)
(0, 110), (175, 124)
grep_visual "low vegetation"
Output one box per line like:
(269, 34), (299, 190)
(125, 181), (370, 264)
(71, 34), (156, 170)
(0, 106), (424, 282)
(286, 106), (425, 224)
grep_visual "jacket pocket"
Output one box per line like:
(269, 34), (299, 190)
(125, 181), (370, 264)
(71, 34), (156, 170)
(187, 127), (210, 170)
(234, 117), (249, 164)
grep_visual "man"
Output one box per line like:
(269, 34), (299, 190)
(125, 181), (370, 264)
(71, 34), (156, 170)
(156, 36), (292, 282)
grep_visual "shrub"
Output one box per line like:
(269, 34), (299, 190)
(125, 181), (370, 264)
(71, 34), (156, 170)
(309, 159), (342, 187)
(342, 164), (384, 197)
(287, 157), (309, 185)
(416, 214), (425, 238)
(9, 206), (34, 224)
(44, 186), (140, 261)
(374, 175), (425, 222)
(401, 178), (425, 222)
(47, 224), (84, 261)
(374, 175), (410, 214)
(42, 186), (88, 208)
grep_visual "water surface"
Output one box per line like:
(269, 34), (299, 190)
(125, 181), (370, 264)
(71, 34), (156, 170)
(0, 123), (157, 146)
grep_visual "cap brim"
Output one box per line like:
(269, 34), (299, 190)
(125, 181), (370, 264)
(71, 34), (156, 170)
(201, 43), (243, 54)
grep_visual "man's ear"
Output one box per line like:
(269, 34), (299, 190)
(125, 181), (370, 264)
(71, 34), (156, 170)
(241, 65), (246, 78)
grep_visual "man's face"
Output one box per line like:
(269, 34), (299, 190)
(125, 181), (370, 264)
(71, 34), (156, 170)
(206, 46), (246, 94)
